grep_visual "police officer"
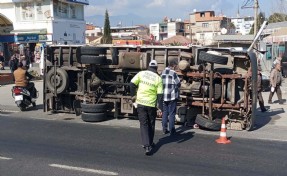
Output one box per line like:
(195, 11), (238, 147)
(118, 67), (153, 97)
(130, 60), (163, 155)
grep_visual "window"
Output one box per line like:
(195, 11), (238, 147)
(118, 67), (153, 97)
(200, 12), (205, 17)
(91, 33), (95, 37)
(53, 0), (84, 20)
(200, 33), (204, 39)
(202, 23), (209, 28)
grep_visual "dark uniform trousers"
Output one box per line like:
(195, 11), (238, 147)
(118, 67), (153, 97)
(257, 91), (265, 110)
(268, 86), (283, 103)
(137, 104), (157, 147)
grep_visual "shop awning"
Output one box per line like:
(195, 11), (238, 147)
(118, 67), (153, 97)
(10, 29), (47, 35)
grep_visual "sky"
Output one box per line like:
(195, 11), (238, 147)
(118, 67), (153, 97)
(84, 0), (285, 25)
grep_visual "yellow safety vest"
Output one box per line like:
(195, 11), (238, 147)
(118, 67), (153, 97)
(131, 70), (163, 107)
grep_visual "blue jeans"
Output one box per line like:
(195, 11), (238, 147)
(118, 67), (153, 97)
(162, 100), (177, 131)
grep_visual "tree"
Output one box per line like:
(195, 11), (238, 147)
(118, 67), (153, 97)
(249, 12), (265, 35)
(102, 9), (112, 44)
(268, 13), (287, 23)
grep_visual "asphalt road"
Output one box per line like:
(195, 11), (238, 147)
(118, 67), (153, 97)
(0, 115), (286, 176)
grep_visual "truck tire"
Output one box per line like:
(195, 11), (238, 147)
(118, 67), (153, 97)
(195, 114), (222, 131)
(80, 46), (107, 55)
(199, 51), (228, 65)
(81, 103), (107, 113)
(81, 112), (107, 122)
(80, 55), (107, 64)
(46, 68), (69, 94)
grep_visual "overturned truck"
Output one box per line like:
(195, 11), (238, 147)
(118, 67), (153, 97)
(43, 23), (267, 131)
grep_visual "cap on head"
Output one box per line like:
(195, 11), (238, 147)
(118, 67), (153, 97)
(149, 60), (158, 67)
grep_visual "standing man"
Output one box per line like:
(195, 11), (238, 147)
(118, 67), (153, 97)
(268, 63), (283, 104)
(246, 67), (268, 112)
(161, 59), (181, 135)
(0, 51), (5, 70)
(130, 60), (163, 155)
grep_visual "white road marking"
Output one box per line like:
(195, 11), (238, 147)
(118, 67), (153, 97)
(0, 113), (10, 117)
(0, 109), (19, 113)
(49, 164), (118, 175)
(0, 156), (12, 160)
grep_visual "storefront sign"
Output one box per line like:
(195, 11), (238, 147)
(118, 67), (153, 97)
(66, 0), (89, 5)
(15, 35), (39, 43)
(0, 35), (15, 42)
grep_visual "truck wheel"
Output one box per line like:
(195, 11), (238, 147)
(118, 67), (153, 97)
(81, 112), (107, 122)
(80, 55), (107, 65)
(80, 46), (107, 55)
(245, 114), (254, 131)
(195, 114), (222, 131)
(46, 68), (69, 94)
(199, 51), (228, 65)
(81, 103), (107, 113)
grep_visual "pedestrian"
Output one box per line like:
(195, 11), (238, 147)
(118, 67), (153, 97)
(268, 63), (283, 104)
(9, 53), (19, 73)
(271, 56), (282, 71)
(130, 60), (163, 155)
(246, 67), (268, 112)
(0, 51), (5, 70)
(161, 59), (181, 135)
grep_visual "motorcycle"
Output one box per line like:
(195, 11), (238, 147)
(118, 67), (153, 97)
(11, 86), (37, 111)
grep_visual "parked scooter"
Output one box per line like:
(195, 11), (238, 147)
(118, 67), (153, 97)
(11, 86), (38, 111)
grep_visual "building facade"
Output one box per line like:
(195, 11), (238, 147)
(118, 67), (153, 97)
(231, 16), (254, 35)
(0, 0), (88, 58)
(149, 19), (184, 42)
(188, 11), (230, 46)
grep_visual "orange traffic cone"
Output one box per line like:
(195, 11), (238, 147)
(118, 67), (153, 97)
(216, 117), (231, 144)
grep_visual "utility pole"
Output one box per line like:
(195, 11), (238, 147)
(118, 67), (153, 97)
(241, 0), (259, 36)
(254, 0), (259, 36)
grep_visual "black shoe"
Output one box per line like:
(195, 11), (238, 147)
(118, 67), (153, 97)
(163, 129), (169, 134)
(151, 142), (155, 148)
(145, 146), (152, 156)
(279, 101), (284, 105)
(169, 128), (176, 136)
(261, 108), (268, 112)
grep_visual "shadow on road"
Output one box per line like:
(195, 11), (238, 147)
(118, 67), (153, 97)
(151, 127), (195, 155)
(254, 106), (285, 130)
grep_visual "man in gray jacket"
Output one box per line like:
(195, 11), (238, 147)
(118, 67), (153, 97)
(268, 63), (283, 104)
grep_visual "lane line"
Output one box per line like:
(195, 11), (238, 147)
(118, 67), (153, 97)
(0, 156), (12, 160)
(49, 164), (118, 175)
(0, 114), (11, 117)
(0, 109), (19, 113)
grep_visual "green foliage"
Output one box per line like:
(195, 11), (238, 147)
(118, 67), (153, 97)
(102, 9), (112, 44)
(268, 13), (287, 23)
